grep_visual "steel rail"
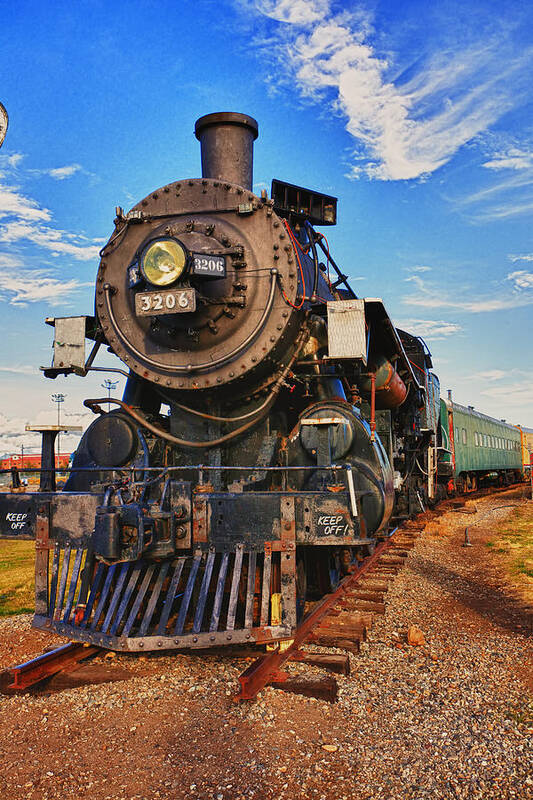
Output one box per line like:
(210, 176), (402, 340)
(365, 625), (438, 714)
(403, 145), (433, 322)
(7, 642), (100, 690)
(235, 528), (398, 701)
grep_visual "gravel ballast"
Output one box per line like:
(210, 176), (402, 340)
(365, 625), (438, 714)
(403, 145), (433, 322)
(0, 487), (531, 799)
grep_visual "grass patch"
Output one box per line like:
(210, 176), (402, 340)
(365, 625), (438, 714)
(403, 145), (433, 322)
(486, 504), (533, 604)
(0, 540), (35, 616)
(506, 698), (533, 730)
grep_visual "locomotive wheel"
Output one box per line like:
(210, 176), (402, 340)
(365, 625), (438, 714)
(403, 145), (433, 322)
(315, 547), (357, 595)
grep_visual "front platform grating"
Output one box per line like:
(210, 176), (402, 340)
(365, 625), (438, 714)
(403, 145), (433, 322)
(34, 543), (292, 651)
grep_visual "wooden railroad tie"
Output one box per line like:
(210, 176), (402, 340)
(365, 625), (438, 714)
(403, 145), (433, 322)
(304, 633), (360, 654)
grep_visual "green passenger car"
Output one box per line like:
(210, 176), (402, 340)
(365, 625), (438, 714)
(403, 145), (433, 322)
(447, 401), (522, 487)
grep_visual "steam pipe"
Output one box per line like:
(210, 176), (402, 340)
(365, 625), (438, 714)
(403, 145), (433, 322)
(370, 373), (376, 442)
(304, 221), (320, 301)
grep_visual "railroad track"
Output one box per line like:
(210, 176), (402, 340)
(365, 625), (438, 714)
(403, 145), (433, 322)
(2, 484), (523, 699)
(0, 523), (420, 699)
(235, 483), (525, 701)
(235, 521), (421, 702)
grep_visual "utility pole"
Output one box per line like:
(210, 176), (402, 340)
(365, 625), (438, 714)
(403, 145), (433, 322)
(51, 393), (65, 469)
(102, 379), (118, 399)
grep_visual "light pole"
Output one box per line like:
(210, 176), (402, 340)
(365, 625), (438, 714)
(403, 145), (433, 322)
(102, 379), (119, 399)
(51, 393), (65, 469)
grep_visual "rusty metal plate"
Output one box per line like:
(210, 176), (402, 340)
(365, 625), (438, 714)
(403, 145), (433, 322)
(0, 494), (36, 538)
(51, 493), (101, 547)
(52, 316), (86, 372)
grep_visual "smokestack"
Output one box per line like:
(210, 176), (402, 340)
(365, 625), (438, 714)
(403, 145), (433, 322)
(194, 112), (258, 191)
(447, 389), (452, 402)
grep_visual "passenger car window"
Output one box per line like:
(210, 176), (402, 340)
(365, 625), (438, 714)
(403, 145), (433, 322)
(462, 428), (467, 445)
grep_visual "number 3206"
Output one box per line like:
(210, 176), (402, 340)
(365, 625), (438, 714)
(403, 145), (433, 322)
(135, 288), (196, 316)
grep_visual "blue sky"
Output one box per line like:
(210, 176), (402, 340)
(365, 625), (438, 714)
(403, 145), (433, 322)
(0, 0), (532, 455)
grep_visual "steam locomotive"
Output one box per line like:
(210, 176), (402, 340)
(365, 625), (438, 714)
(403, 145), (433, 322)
(0, 113), (521, 652)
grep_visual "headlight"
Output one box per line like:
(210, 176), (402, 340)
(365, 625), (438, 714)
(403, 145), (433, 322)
(140, 238), (187, 287)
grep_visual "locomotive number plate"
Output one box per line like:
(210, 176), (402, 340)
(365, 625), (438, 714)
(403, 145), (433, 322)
(190, 253), (226, 278)
(135, 288), (196, 316)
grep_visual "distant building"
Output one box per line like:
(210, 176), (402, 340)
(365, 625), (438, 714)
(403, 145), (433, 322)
(0, 453), (71, 470)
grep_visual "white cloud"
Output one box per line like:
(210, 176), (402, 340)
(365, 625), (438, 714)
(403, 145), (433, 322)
(482, 147), (533, 171)
(255, 1), (531, 180)
(46, 164), (82, 180)
(0, 252), (24, 269)
(453, 135), (533, 221)
(457, 169), (533, 207)
(403, 273), (533, 313)
(0, 220), (100, 260)
(0, 409), (88, 458)
(259, 0), (330, 25)
(0, 153), (100, 268)
(0, 364), (37, 375)
(0, 183), (52, 222)
(480, 381), (533, 406)
(0, 271), (92, 306)
(471, 200), (533, 221)
(473, 369), (506, 381)
(29, 164), (83, 181)
(507, 270), (533, 289)
(0, 253), (92, 306)
(508, 253), (533, 263)
(436, 365), (533, 424)
(0, 153), (24, 169)
(404, 265), (432, 273)
(395, 318), (462, 340)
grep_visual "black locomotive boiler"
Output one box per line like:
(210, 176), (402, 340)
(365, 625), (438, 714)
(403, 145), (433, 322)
(1, 113), (441, 651)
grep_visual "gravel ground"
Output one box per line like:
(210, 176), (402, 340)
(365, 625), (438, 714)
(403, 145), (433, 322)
(0, 487), (531, 800)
